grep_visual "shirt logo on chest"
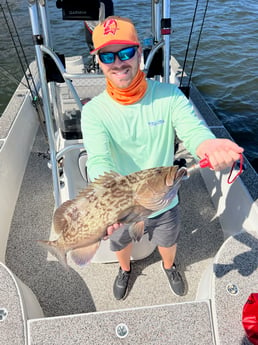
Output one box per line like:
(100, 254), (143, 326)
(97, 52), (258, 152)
(148, 119), (165, 127)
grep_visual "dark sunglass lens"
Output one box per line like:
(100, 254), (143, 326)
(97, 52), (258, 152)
(118, 47), (137, 61)
(99, 52), (115, 64)
(99, 46), (137, 64)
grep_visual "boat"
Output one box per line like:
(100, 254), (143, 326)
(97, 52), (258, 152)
(0, 0), (258, 344)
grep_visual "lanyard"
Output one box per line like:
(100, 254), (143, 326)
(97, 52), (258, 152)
(186, 153), (244, 184)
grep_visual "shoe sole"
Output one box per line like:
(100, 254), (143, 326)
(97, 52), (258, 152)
(114, 285), (129, 301)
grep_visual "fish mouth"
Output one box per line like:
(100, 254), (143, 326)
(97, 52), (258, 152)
(164, 167), (188, 202)
(166, 166), (187, 186)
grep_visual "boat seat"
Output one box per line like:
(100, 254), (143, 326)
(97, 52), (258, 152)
(0, 263), (43, 345)
(197, 229), (258, 344)
(78, 151), (187, 184)
(78, 150), (89, 183)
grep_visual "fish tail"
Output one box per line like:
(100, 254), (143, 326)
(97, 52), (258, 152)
(70, 242), (100, 266)
(37, 240), (68, 269)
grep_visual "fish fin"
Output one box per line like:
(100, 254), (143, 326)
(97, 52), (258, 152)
(37, 240), (68, 269)
(117, 205), (152, 224)
(135, 192), (166, 211)
(53, 200), (74, 234)
(129, 221), (145, 242)
(90, 171), (121, 188)
(95, 171), (121, 181)
(77, 171), (121, 196)
(70, 242), (100, 266)
(117, 206), (138, 223)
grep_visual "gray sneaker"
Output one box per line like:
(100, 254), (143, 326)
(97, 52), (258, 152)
(162, 262), (185, 296)
(113, 266), (131, 300)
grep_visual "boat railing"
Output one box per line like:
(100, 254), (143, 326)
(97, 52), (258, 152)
(143, 40), (164, 75)
(40, 46), (83, 111)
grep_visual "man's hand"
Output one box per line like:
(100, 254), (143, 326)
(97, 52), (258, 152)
(103, 223), (123, 240)
(196, 138), (244, 171)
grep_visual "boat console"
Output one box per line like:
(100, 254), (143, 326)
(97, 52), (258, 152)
(56, 0), (100, 21)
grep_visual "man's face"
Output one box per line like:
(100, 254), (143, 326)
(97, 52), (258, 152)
(98, 44), (142, 89)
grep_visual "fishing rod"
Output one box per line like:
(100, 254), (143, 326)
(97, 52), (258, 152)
(0, 65), (28, 89)
(0, 65), (48, 140)
(0, 2), (36, 100)
(179, 0), (210, 97)
(187, 0), (209, 86)
(0, 1), (48, 141)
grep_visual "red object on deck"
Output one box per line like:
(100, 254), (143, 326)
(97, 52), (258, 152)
(242, 293), (258, 345)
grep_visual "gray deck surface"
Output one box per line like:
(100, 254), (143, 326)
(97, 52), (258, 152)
(28, 301), (214, 345)
(4, 92), (256, 344)
(0, 263), (26, 345)
(6, 128), (223, 317)
(213, 230), (258, 345)
(2, 127), (222, 345)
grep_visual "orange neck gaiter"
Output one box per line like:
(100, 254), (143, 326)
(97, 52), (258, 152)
(106, 70), (147, 105)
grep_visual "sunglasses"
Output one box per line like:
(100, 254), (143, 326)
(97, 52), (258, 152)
(98, 46), (139, 64)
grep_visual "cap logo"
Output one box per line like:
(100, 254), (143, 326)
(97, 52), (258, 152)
(103, 19), (118, 35)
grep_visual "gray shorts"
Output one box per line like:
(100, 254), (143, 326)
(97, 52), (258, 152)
(109, 206), (180, 251)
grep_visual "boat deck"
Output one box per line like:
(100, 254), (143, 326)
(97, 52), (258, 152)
(5, 127), (222, 315)
(4, 130), (220, 345)
(3, 127), (254, 344)
(2, 70), (257, 344)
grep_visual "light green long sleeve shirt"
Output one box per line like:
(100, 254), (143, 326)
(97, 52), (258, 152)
(81, 79), (215, 216)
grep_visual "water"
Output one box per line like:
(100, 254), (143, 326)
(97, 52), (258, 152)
(0, 0), (257, 168)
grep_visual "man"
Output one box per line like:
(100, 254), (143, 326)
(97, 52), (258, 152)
(81, 16), (243, 300)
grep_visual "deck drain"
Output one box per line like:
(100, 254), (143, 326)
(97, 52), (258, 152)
(226, 283), (239, 295)
(0, 308), (8, 321)
(115, 323), (129, 338)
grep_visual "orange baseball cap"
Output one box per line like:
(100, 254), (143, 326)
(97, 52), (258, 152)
(91, 16), (140, 55)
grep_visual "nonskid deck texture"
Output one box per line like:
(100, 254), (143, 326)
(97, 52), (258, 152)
(28, 301), (215, 345)
(4, 132), (222, 344)
(5, 127), (223, 318)
(4, 77), (257, 343)
(4, 126), (256, 344)
(3, 135), (255, 343)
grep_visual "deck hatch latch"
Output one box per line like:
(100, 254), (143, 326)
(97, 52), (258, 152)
(0, 308), (8, 321)
(226, 283), (239, 295)
(115, 323), (129, 338)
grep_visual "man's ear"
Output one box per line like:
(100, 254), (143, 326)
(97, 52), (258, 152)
(137, 46), (143, 64)
(96, 55), (103, 71)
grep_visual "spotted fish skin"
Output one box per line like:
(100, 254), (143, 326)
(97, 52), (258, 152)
(38, 166), (187, 267)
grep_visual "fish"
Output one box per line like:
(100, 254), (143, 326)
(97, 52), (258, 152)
(38, 165), (187, 267)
